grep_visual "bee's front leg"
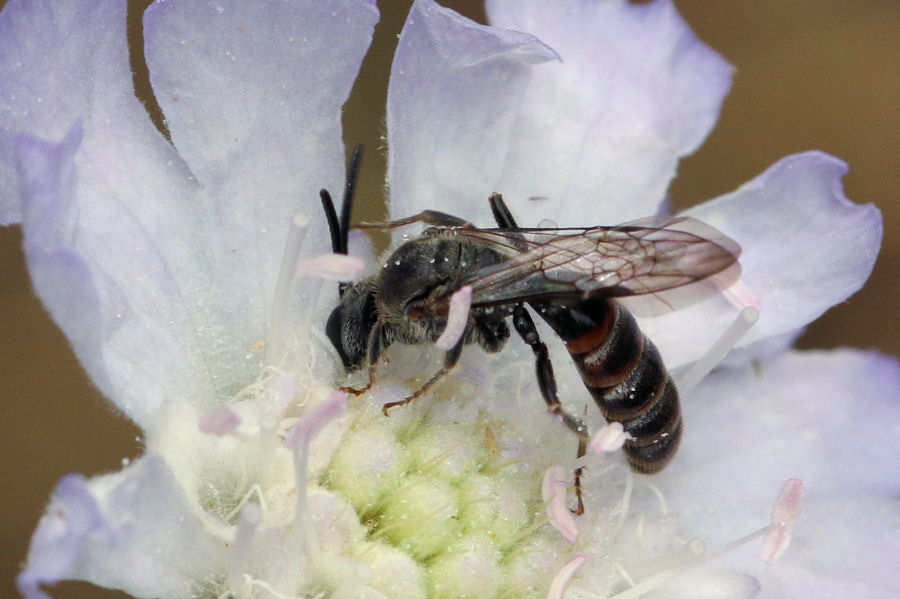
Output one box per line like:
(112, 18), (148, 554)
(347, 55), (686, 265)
(381, 324), (469, 416)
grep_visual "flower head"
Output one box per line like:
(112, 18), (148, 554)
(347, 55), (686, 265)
(2, 1), (897, 598)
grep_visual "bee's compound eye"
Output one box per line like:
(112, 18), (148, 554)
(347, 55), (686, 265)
(326, 305), (352, 370)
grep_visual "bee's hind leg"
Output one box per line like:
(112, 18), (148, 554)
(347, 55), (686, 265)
(512, 304), (591, 515)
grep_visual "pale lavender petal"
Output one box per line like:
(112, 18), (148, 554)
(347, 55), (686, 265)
(140, 0), (379, 389)
(0, 1), (190, 226)
(1, 0), (219, 424)
(18, 457), (222, 599)
(640, 152), (882, 369)
(17, 475), (104, 599)
(143, 0), (378, 274)
(486, 0), (732, 225)
(3, 0), (379, 421)
(15, 126), (213, 425)
(387, 0), (559, 222)
(659, 349), (900, 597)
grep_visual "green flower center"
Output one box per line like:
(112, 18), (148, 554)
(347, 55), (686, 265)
(322, 400), (573, 599)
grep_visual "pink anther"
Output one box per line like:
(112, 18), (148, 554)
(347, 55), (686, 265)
(296, 254), (365, 281)
(588, 422), (632, 453)
(542, 465), (578, 543)
(761, 478), (805, 565)
(547, 553), (589, 599)
(723, 279), (760, 311)
(435, 285), (472, 351)
(284, 391), (348, 453)
(198, 405), (241, 435)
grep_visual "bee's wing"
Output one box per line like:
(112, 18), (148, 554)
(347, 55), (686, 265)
(455, 216), (741, 317)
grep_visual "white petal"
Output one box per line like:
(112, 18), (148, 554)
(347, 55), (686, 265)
(18, 457), (222, 599)
(387, 0), (559, 223)
(661, 349), (900, 597)
(486, 0), (733, 225)
(641, 152), (882, 369)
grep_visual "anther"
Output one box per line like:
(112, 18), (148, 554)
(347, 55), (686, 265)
(542, 465), (578, 543)
(547, 553), (589, 599)
(435, 285), (472, 351)
(284, 392), (348, 557)
(588, 422), (633, 453)
(198, 405), (241, 436)
(761, 478), (804, 565)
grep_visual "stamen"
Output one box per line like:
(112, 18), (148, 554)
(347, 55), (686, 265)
(676, 305), (759, 394)
(588, 422), (632, 453)
(637, 479), (668, 518)
(295, 254), (365, 281)
(294, 254), (365, 362)
(547, 553), (589, 599)
(223, 484), (267, 524)
(435, 285), (472, 351)
(761, 478), (804, 565)
(610, 479), (804, 598)
(618, 539), (704, 584)
(723, 279), (760, 311)
(283, 391), (348, 555)
(226, 502), (261, 597)
(198, 405), (241, 436)
(542, 465), (578, 543)
(267, 214), (310, 364)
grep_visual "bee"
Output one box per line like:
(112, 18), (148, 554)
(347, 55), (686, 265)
(320, 149), (740, 510)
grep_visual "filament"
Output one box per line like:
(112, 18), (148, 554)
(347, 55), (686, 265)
(267, 214), (310, 365)
(676, 305), (759, 394)
(226, 502), (261, 597)
(609, 479), (803, 598)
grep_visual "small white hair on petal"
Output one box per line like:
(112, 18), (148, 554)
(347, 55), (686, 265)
(435, 285), (472, 351)
(761, 478), (805, 565)
(541, 465), (578, 543)
(547, 553), (589, 599)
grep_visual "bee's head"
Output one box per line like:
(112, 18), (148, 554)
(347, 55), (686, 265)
(326, 281), (378, 371)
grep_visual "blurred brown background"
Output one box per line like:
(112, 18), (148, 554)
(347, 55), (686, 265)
(1, 1), (897, 597)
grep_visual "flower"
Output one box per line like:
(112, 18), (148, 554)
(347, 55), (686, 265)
(2, 1), (897, 599)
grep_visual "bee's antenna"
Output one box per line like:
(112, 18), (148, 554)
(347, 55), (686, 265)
(320, 188), (342, 255)
(489, 192), (518, 229)
(340, 145), (364, 254)
(319, 145), (365, 298)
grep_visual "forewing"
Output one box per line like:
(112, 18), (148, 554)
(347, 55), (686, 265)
(455, 216), (741, 316)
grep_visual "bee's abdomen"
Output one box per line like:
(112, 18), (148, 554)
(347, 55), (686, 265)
(541, 298), (682, 474)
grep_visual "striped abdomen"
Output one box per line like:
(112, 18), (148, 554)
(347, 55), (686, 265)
(537, 297), (682, 473)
